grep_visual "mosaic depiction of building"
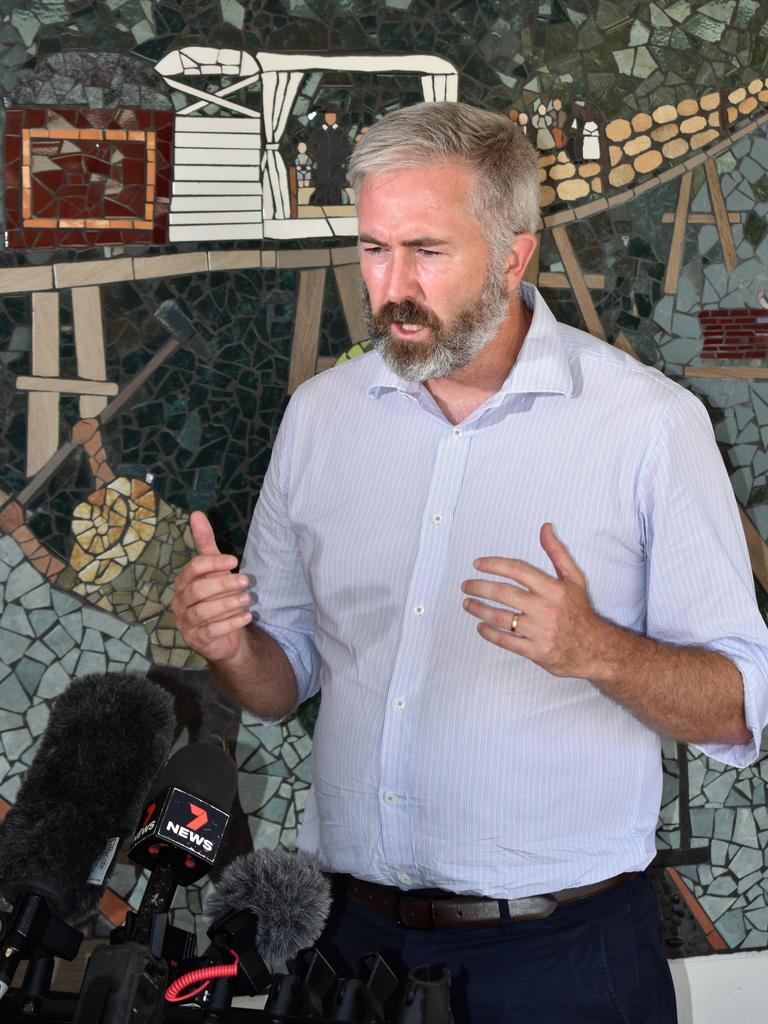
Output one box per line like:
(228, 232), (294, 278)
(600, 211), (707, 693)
(2, 0), (768, 962)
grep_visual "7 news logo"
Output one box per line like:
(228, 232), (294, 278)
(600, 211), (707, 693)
(164, 803), (214, 852)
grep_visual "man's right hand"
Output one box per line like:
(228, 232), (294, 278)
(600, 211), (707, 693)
(171, 511), (253, 664)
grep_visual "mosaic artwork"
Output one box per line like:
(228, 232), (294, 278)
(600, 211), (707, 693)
(4, 106), (173, 249)
(2, 0), (768, 972)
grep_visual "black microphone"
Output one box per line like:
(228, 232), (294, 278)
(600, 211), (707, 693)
(128, 741), (238, 944)
(73, 743), (237, 1024)
(0, 672), (175, 1000)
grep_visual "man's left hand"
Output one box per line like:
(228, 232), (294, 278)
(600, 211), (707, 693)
(461, 522), (608, 678)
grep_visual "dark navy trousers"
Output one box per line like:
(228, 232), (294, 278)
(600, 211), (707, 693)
(318, 873), (678, 1023)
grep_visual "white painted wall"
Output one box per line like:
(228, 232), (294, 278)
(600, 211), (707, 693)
(671, 951), (768, 1023)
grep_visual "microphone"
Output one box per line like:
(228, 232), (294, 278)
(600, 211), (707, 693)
(73, 743), (237, 1024)
(0, 672), (175, 1000)
(165, 849), (332, 1016)
(204, 848), (332, 964)
(128, 741), (238, 944)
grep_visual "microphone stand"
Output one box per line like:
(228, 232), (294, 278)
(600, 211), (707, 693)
(0, 894), (83, 1010)
(73, 849), (198, 1024)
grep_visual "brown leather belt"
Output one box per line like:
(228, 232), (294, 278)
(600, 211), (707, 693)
(345, 872), (639, 929)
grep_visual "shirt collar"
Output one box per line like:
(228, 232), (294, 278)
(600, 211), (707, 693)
(366, 283), (574, 402)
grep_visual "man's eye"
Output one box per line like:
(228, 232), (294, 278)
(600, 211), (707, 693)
(362, 246), (384, 255)
(419, 249), (441, 257)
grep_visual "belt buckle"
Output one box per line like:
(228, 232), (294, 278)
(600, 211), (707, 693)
(395, 894), (435, 929)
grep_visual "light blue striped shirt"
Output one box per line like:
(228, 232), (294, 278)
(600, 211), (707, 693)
(242, 283), (768, 898)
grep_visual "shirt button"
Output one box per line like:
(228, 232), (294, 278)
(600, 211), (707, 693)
(452, 427), (462, 438)
(383, 792), (396, 805)
(394, 696), (406, 710)
(413, 604), (425, 617)
(398, 872), (412, 886)
(431, 513), (443, 526)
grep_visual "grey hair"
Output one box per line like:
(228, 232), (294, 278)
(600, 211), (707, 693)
(348, 101), (541, 266)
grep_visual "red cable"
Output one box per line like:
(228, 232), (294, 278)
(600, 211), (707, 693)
(164, 950), (240, 1003)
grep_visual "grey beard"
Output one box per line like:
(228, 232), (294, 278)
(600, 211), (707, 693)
(363, 275), (511, 384)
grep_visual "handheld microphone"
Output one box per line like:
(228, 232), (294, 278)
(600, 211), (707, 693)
(0, 672), (175, 1000)
(73, 742), (237, 1024)
(128, 741), (238, 944)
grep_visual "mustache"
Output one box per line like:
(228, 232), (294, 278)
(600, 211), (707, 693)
(369, 299), (441, 333)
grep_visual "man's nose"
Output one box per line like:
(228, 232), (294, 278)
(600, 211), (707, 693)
(383, 251), (421, 304)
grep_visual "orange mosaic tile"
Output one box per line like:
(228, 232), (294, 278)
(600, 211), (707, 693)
(666, 869), (728, 952)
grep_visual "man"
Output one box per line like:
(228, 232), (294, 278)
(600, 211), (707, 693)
(172, 102), (768, 1023)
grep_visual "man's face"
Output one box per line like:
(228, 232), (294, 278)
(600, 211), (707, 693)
(357, 163), (510, 383)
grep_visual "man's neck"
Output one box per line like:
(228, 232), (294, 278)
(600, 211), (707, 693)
(424, 297), (533, 425)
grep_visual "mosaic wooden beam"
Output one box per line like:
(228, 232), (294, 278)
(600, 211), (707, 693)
(72, 286), (111, 419)
(664, 172), (693, 296)
(550, 225), (605, 340)
(683, 367), (768, 379)
(26, 292), (60, 477)
(333, 263), (368, 347)
(704, 158), (738, 272)
(288, 268), (326, 394)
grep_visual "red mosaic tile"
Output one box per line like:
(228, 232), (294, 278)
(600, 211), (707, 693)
(5, 107), (173, 249)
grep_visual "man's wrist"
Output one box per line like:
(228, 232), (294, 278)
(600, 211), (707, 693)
(579, 615), (638, 690)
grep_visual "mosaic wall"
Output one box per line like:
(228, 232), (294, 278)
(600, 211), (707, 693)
(2, 0), (768, 966)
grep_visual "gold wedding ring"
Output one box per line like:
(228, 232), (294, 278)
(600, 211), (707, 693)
(510, 613), (520, 633)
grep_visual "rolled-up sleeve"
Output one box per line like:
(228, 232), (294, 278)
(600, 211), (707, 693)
(639, 388), (768, 767)
(240, 400), (321, 715)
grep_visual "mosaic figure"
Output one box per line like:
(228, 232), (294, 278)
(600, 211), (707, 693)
(294, 141), (313, 187)
(567, 102), (586, 163)
(307, 108), (353, 206)
(532, 101), (556, 150)
(582, 111), (601, 162)
(551, 98), (567, 149)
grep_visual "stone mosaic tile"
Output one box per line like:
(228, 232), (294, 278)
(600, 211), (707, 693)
(0, 533), (151, 802)
(672, 732), (768, 951)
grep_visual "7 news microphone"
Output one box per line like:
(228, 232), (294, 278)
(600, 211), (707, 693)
(73, 740), (238, 1024)
(0, 672), (175, 1006)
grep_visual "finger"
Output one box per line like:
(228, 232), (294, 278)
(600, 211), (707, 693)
(476, 621), (532, 654)
(174, 554), (240, 593)
(192, 610), (252, 646)
(181, 571), (250, 609)
(539, 523), (584, 584)
(461, 577), (533, 611)
(190, 510), (221, 556)
(472, 555), (558, 595)
(463, 597), (528, 635)
(184, 591), (252, 628)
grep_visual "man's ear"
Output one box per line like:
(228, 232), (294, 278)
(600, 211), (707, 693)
(505, 233), (539, 290)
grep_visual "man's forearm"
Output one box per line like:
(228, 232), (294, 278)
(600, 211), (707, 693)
(587, 618), (751, 746)
(209, 623), (299, 720)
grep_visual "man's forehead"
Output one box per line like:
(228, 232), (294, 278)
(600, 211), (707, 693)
(356, 164), (481, 233)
